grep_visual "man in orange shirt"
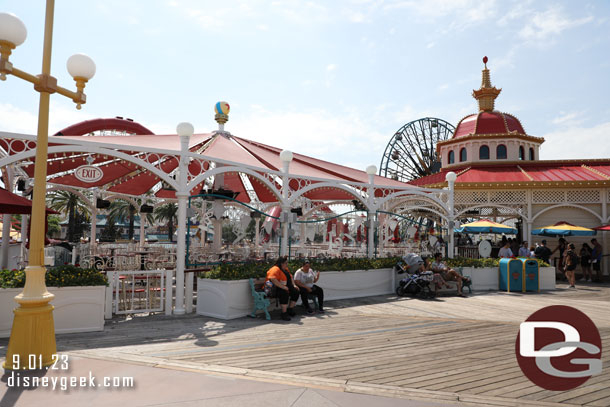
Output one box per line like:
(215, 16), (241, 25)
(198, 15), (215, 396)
(266, 256), (300, 321)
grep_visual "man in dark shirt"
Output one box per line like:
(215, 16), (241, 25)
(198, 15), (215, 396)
(535, 239), (552, 264)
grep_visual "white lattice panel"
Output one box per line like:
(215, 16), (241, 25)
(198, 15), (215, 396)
(455, 191), (488, 204)
(489, 190), (526, 204)
(532, 190), (565, 204)
(566, 190), (601, 203)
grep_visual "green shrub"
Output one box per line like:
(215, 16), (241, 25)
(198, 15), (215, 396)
(446, 257), (549, 268)
(202, 257), (401, 281)
(0, 265), (108, 289)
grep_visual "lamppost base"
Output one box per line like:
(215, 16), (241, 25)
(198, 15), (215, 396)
(3, 303), (57, 370)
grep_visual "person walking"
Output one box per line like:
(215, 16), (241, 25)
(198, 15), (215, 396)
(580, 243), (593, 282)
(552, 238), (568, 280)
(564, 243), (579, 288)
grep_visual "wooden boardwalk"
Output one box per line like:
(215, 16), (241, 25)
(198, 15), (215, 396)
(2, 282), (609, 406)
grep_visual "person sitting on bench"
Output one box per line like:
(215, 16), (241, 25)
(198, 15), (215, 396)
(430, 253), (468, 297)
(265, 256), (300, 321)
(294, 260), (325, 314)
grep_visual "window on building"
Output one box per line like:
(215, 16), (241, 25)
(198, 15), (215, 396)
(519, 146), (524, 160)
(529, 147), (535, 160)
(479, 145), (490, 160)
(460, 147), (467, 162)
(448, 150), (455, 164)
(497, 144), (507, 159)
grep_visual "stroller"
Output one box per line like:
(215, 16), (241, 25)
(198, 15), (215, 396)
(395, 254), (435, 299)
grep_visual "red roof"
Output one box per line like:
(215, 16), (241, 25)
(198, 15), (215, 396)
(2, 118), (410, 204)
(410, 161), (610, 186)
(453, 111), (525, 139)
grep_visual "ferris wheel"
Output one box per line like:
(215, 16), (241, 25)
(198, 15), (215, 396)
(379, 117), (455, 182)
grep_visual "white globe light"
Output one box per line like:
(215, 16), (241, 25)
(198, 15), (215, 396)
(0, 13), (27, 46)
(66, 53), (96, 80)
(279, 150), (293, 162)
(445, 171), (457, 182)
(176, 122), (194, 138)
(365, 165), (377, 175)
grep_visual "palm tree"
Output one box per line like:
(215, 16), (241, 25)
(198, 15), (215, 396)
(154, 203), (178, 242)
(108, 199), (137, 240)
(47, 191), (91, 242)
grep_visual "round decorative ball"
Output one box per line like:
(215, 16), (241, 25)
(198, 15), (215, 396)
(215, 101), (230, 116)
(483, 56), (488, 64)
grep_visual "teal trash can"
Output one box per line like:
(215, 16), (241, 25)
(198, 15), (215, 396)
(523, 259), (540, 292)
(499, 258), (524, 292)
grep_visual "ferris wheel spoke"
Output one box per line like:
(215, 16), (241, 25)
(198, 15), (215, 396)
(379, 117), (455, 182)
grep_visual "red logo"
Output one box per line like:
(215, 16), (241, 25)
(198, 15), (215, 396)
(515, 305), (602, 390)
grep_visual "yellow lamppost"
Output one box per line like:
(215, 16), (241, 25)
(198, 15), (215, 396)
(0, 1), (95, 369)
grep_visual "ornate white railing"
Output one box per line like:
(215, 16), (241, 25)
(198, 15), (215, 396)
(105, 269), (173, 316)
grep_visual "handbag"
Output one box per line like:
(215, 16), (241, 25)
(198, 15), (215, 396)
(263, 280), (276, 298)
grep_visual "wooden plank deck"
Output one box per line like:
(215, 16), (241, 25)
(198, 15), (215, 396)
(2, 282), (609, 406)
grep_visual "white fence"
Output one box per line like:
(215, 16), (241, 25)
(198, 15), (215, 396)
(105, 269), (173, 317)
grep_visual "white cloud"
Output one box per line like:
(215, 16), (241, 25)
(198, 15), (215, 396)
(519, 7), (593, 43)
(539, 122), (610, 160)
(551, 111), (586, 126)
(228, 106), (388, 170)
(0, 103), (95, 135)
(326, 64), (336, 72)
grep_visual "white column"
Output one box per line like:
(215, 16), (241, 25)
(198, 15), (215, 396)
(139, 212), (146, 249)
(174, 122), (194, 315)
(446, 172), (457, 259)
(1, 214), (10, 269)
(367, 211), (375, 259)
(20, 215), (29, 263)
(254, 217), (260, 250)
(365, 165), (377, 259)
(602, 188), (607, 278)
(90, 189), (97, 256)
(279, 150), (293, 257)
(0, 169), (14, 269)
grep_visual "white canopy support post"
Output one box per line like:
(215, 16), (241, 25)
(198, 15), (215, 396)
(367, 212), (375, 259)
(446, 172), (457, 259)
(365, 165), (377, 259)
(139, 211), (146, 249)
(254, 217), (260, 252)
(280, 150), (293, 257)
(174, 122), (193, 315)
(20, 215), (28, 263)
(0, 168), (13, 269)
(1, 214), (10, 269)
(90, 189), (97, 256)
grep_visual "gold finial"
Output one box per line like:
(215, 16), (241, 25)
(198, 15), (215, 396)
(472, 56), (501, 112)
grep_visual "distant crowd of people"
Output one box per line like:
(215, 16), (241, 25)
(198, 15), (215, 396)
(496, 236), (603, 288)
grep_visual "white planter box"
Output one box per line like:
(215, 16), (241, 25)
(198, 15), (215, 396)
(540, 267), (556, 290)
(196, 268), (396, 320)
(458, 266), (556, 291)
(0, 286), (106, 338)
(196, 278), (254, 320)
(316, 269), (395, 301)
(459, 267), (498, 291)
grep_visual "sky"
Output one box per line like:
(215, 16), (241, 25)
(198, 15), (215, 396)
(1, 0), (609, 172)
